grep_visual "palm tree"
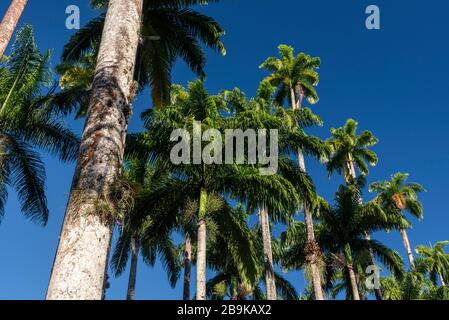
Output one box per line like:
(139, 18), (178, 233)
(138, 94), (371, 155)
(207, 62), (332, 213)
(47, 0), (144, 300)
(51, 0), (225, 114)
(380, 256), (449, 300)
(260, 44), (320, 109)
(146, 80), (302, 300)
(416, 241), (449, 287)
(326, 119), (378, 183)
(260, 45), (325, 300)
(326, 118), (383, 299)
(283, 181), (405, 300)
(0, 0), (28, 57)
(221, 80), (323, 300)
(369, 173), (426, 268)
(0, 25), (78, 225)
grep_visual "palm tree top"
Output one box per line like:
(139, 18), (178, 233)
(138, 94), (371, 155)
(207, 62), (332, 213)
(326, 118), (379, 180)
(259, 44), (321, 107)
(0, 25), (79, 225)
(370, 172), (426, 220)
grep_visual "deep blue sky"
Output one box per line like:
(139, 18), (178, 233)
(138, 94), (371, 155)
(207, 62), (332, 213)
(0, 0), (448, 300)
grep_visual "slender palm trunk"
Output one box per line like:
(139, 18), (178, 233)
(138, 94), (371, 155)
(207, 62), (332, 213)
(259, 206), (277, 300)
(399, 228), (415, 268)
(347, 159), (383, 300)
(289, 87), (296, 109)
(126, 237), (139, 300)
(291, 87), (324, 300)
(439, 272), (446, 287)
(183, 233), (192, 300)
(196, 188), (208, 300)
(344, 245), (360, 300)
(0, 0), (27, 57)
(347, 264), (360, 300)
(46, 0), (144, 300)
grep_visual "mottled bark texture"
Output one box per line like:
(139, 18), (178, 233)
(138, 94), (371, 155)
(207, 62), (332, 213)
(127, 237), (139, 300)
(196, 189), (208, 300)
(46, 0), (144, 300)
(400, 228), (415, 268)
(183, 234), (192, 300)
(259, 206), (277, 300)
(0, 0), (27, 57)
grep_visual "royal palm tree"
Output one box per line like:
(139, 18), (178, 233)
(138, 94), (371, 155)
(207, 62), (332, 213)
(146, 80), (302, 300)
(260, 45), (325, 300)
(221, 80), (322, 300)
(0, 0), (28, 57)
(326, 119), (378, 183)
(416, 241), (449, 287)
(326, 118), (383, 299)
(47, 0), (144, 300)
(260, 44), (320, 109)
(380, 256), (449, 300)
(369, 173), (425, 268)
(51, 0), (225, 115)
(0, 25), (78, 225)
(283, 181), (405, 300)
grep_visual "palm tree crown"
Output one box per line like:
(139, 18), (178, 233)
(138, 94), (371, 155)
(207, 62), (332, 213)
(53, 0), (226, 115)
(260, 44), (320, 109)
(0, 25), (79, 225)
(326, 119), (378, 182)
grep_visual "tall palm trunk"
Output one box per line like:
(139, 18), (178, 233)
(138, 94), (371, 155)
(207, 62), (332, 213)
(259, 206), (277, 300)
(126, 237), (139, 300)
(291, 87), (324, 300)
(344, 245), (360, 300)
(196, 188), (208, 300)
(399, 228), (415, 268)
(347, 159), (383, 300)
(0, 0), (27, 57)
(46, 0), (144, 300)
(347, 265), (360, 300)
(183, 233), (192, 300)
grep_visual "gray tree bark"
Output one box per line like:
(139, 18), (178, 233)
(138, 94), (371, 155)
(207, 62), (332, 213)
(400, 228), (415, 268)
(196, 188), (208, 300)
(196, 219), (207, 300)
(46, 0), (144, 300)
(0, 0), (28, 57)
(183, 234), (192, 300)
(126, 237), (139, 300)
(259, 206), (277, 300)
(348, 264), (361, 300)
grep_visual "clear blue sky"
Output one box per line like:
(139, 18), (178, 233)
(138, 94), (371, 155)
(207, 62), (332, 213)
(0, 0), (448, 300)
